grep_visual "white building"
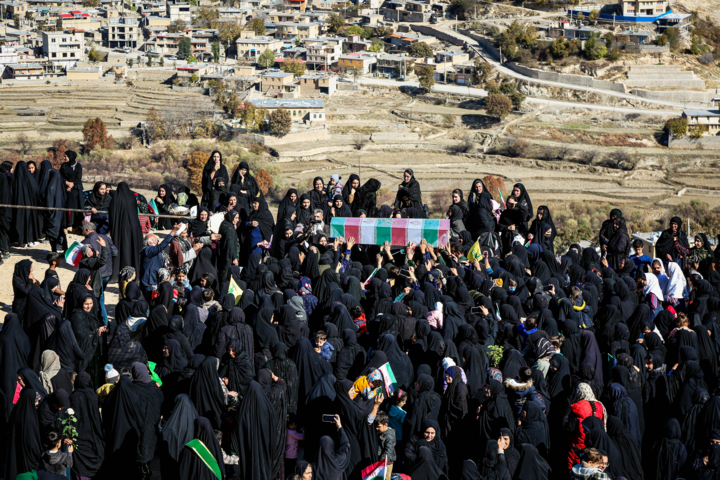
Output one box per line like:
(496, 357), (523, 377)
(42, 30), (85, 68)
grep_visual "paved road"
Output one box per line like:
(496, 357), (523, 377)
(356, 77), (682, 116)
(422, 25), (692, 110)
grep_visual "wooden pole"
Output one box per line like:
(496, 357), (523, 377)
(0, 204), (193, 219)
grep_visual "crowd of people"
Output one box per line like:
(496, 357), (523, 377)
(2, 150), (720, 480)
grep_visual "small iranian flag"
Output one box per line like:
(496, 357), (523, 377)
(377, 362), (398, 398)
(361, 458), (388, 480)
(147, 198), (159, 215)
(65, 241), (83, 267)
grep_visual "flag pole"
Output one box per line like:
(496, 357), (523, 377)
(384, 455), (388, 480)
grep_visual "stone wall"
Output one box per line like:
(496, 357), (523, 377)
(632, 88), (714, 105)
(669, 135), (720, 150)
(506, 62), (627, 93)
(263, 127), (329, 146)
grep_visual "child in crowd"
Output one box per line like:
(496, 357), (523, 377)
(174, 266), (191, 290)
(374, 411), (396, 480)
(202, 288), (221, 313)
(97, 364), (120, 400)
(214, 429), (238, 470)
(326, 174), (343, 198)
(314, 330), (334, 361)
(630, 239), (653, 269)
(387, 390), (407, 442)
(41, 431), (73, 476)
(350, 306), (367, 334)
(285, 414), (305, 475)
(45, 252), (62, 286)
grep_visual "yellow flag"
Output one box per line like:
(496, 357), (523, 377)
(228, 277), (244, 305)
(467, 239), (483, 263)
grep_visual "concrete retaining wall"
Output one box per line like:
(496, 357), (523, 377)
(371, 132), (419, 141)
(506, 62), (627, 93)
(669, 135), (720, 150)
(411, 25), (465, 47)
(263, 127), (328, 146)
(632, 88), (714, 105)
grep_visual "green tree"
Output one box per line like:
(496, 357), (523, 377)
(88, 45), (103, 62)
(160, 57), (164, 67)
(12, 14), (20, 28)
(239, 102), (258, 129)
(484, 93), (512, 119)
(509, 91), (525, 110)
(346, 25), (365, 36)
(328, 13), (345, 33)
(128, 58), (134, 68)
(417, 65), (435, 91)
(188, 54), (198, 63)
(499, 81), (516, 96)
(472, 59), (492, 84)
(146, 55), (152, 67)
(689, 124), (705, 138)
(258, 49), (275, 68)
(375, 26), (393, 38)
(665, 27), (679, 49)
(408, 41), (433, 58)
(281, 59), (306, 76)
(664, 117), (688, 138)
(269, 109), (292, 137)
(583, 37), (606, 60)
(250, 18), (266, 36)
(226, 91), (240, 117)
(190, 72), (199, 83)
(212, 42), (221, 62)
(177, 37), (192, 59)
(195, 6), (218, 27)
(655, 34), (668, 46)
(607, 47), (621, 61)
(369, 38), (384, 52)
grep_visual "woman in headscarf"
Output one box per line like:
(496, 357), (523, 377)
(107, 323), (147, 373)
(215, 307), (254, 368)
(230, 161), (260, 213)
(71, 292), (106, 376)
(565, 382), (606, 469)
(265, 342), (299, 415)
(355, 178), (382, 217)
(189, 356), (226, 428)
(38, 350), (73, 395)
(405, 419), (448, 474)
(647, 418), (687, 480)
(296, 193), (314, 227)
(655, 216), (690, 265)
(217, 210), (240, 289)
(466, 178), (495, 238)
(131, 362), (164, 477)
(109, 182), (144, 275)
(155, 339), (189, 379)
(515, 400), (550, 456)
(100, 377), (144, 477)
(85, 181), (113, 234)
(177, 416), (225, 480)
(513, 443), (551, 480)
(160, 394), (198, 480)
(326, 194), (352, 223)
(406, 446), (449, 480)
(528, 206), (556, 254)
(0, 313), (30, 414)
(58, 150), (84, 229)
(153, 183), (176, 230)
(12, 259), (35, 324)
(606, 415), (644, 480)
(510, 183), (533, 223)
(475, 379), (516, 444)
(243, 197), (274, 262)
(579, 330), (604, 385)
(231, 381), (280, 480)
(289, 337), (331, 416)
(25, 276), (62, 332)
(44, 169), (68, 252)
(394, 169), (423, 211)
(314, 423), (351, 480)
(11, 160), (41, 247)
(69, 371), (105, 479)
(259, 369), (288, 479)
(201, 151), (229, 208)
(4, 388), (43, 480)
(605, 216), (631, 271)
(407, 374), (442, 437)
(607, 382), (641, 451)
(308, 176), (329, 212)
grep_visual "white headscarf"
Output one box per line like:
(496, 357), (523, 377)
(643, 272), (664, 302)
(664, 262), (687, 299)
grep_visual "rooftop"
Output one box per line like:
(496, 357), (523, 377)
(683, 109), (720, 117)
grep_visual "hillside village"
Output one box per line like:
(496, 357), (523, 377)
(0, 0), (719, 213)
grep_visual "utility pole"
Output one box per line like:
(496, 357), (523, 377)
(613, 12), (616, 28)
(455, 15), (457, 30)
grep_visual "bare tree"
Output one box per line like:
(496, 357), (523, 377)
(579, 149), (597, 165)
(353, 136), (369, 150)
(15, 132), (33, 156)
(557, 145), (570, 161)
(506, 138), (530, 158)
(451, 135), (476, 154)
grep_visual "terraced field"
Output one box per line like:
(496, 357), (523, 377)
(0, 84), (220, 148)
